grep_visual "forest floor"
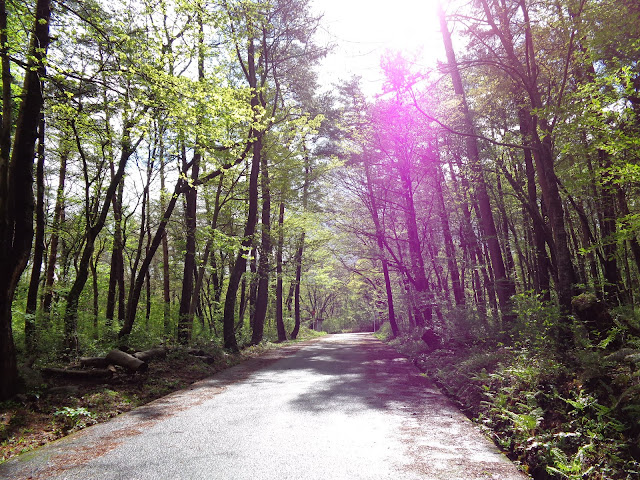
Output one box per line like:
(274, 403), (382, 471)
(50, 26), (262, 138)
(0, 333), (324, 464)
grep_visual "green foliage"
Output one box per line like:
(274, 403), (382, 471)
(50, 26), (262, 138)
(511, 292), (560, 350)
(53, 407), (95, 429)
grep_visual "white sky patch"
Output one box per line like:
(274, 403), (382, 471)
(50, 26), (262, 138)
(312, 0), (445, 96)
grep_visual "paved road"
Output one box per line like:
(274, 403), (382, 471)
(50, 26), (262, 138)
(0, 333), (529, 479)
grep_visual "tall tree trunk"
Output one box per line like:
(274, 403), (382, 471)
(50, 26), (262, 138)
(434, 156), (464, 307)
(190, 176), (224, 328)
(160, 155), (171, 335)
(177, 146), (201, 344)
(617, 186), (640, 286)
(398, 154), (431, 327)
(0, 0), (51, 399)
(120, 177), (185, 338)
(223, 132), (261, 351)
(178, 13), (205, 344)
(105, 177), (124, 325)
(43, 151), (67, 314)
(363, 154), (399, 336)
(518, 108), (551, 299)
(439, 2), (515, 323)
(24, 112), (45, 350)
(289, 155), (311, 340)
(598, 150), (624, 304)
(223, 30), (263, 351)
(275, 201), (287, 341)
(251, 153), (271, 345)
(119, 142), (250, 340)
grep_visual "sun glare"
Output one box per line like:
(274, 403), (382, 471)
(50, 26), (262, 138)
(314, 0), (443, 93)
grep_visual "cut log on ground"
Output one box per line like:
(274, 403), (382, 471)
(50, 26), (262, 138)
(79, 357), (110, 369)
(133, 347), (168, 362)
(106, 349), (148, 373)
(42, 367), (113, 380)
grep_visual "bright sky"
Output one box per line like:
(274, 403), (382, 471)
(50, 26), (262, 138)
(312, 0), (445, 96)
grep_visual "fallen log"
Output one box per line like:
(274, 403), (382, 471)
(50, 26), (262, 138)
(105, 349), (148, 373)
(133, 347), (167, 362)
(79, 357), (110, 369)
(42, 367), (113, 380)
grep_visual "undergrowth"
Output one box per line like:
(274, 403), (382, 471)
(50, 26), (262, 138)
(385, 296), (640, 479)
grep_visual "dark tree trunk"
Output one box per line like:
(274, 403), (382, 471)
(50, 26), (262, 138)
(190, 177), (224, 331)
(105, 178), (124, 325)
(178, 16), (205, 344)
(24, 112), (46, 350)
(223, 133), (261, 351)
(363, 154), (399, 336)
(289, 156), (311, 340)
(248, 245), (258, 330)
(222, 31), (262, 351)
(275, 201), (287, 342)
(43, 151), (67, 314)
(160, 156), (171, 335)
(434, 156), (464, 307)
(598, 150), (624, 304)
(0, 0), (50, 400)
(439, 3), (515, 323)
(251, 153), (271, 345)
(617, 186), (640, 284)
(398, 156), (431, 327)
(518, 108), (551, 299)
(90, 247), (100, 336)
(119, 141), (250, 340)
(120, 178), (185, 338)
(178, 147), (200, 344)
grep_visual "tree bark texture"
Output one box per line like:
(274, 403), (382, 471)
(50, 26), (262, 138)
(0, 0), (51, 400)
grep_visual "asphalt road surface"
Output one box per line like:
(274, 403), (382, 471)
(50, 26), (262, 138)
(0, 333), (529, 479)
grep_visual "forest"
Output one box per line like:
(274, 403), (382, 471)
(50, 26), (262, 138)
(1, 0), (640, 477)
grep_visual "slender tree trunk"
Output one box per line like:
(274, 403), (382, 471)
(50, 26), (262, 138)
(290, 155), (311, 340)
(120, 177), (185, 338)
(434, 156), (464, 306)
(105, 178), (124, 325)
(251, 153), (271, 345)
(598, 150), (624, 304)
(177, 146), (201, 344)
(222, 30), (263, 351)
(190, 177), (224, 327)
(43, 151), (67, 313)
(439, 2), (515, 323)
(24, 112), (45, 350)
(178, 14), (205, 344)
(518, 108), (552, 299)
(160, 155), (171, 335)
(363, 154), (399, 336)
(275, 201), (287, 341)
(398, 157), (431, 327)
(617, 186), (640, 285)
(223, 133), (261, 351)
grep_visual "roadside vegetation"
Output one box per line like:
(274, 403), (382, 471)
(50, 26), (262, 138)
(379, 299), (640, 479)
